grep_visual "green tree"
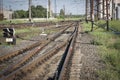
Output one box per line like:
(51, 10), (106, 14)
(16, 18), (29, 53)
(13, 10), (27, 18)
(13, 5), (47, 18)
(59, 9), (65, 19)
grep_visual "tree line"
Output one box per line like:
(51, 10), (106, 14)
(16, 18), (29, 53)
(13, 5), (47, 18)
(12, 5), (84, 19)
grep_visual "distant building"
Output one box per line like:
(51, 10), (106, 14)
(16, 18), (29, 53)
(114, 0), (120, 20)
(0, 9), (13, 20)
(3, 9), (13, 20)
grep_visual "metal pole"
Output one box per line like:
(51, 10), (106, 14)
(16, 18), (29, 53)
(54, 0), (57, 18)
(63, 5), (65, 20)
(47, 3), (48, 20)
(91, 0), (94, 31)
(48, 0), (52, 18)
(85, 0), (88, 23)
(106, 0), (109, 31)
(0, 0), (3, 13)
(29, 0), (32, 22)
(0, 0), (3, 20)
(97, 0), (99, 20)
(103, 0), (105, 19)
(111, 0), (114, 20)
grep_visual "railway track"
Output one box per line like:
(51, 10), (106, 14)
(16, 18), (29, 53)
(0, 24), (71, 62)
(69, 23), (82, 80)
(54, 21), (79, 80)
(0, 22), (77, 80)
(0, 20), (74, 28)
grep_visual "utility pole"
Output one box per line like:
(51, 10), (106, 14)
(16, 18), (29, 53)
(0, 0), (3, 13)
(0, 0), (3, 20)
(85, 0), (88, 23)
(102, 0), (105, 19)
(47, 3), (48, 20)
(91, 0), (94, 31)
(96, 0), (99, 20)
(63, 5), (65, 17)
(106, 0), (109, 31)
(112, 0), (114, 20)
(48, 0), (52, 18)
(29, 0), (32, 22)
(54, 0), (57, 18)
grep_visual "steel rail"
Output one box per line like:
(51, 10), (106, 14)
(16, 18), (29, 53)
(0, 23), (74, 80)
(0, 25), (70, 62)
(0, 24), (75, 80)
(53, 22), (78, 80)
(58, 26), (78, 80)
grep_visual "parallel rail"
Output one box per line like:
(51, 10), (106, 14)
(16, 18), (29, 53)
(1, 41), (67, 80)
(0, 20), (74, 28)
(0, 25), (70, 62)
(0, 23), (76, 80)
(54, 22), (78, 80)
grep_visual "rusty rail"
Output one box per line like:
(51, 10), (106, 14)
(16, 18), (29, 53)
(54, 22), (78, 80)
(0, 25), (70, 62)
(1, 41), (67, 80)
(0, 23), (74, 80)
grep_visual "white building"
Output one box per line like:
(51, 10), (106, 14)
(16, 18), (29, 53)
(3, 9), (13, 20)
(114, 0), (120, 20)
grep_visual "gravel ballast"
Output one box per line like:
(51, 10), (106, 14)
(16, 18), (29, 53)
(79, 30), (104, 80)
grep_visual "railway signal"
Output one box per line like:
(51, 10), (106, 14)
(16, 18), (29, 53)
(3, 28), (10, 37)
(3, 28), (16, 45)
(9, 28), (15, 37)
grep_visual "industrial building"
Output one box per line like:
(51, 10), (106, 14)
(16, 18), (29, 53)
(0, 0), (13, 20)
(114, 0), (120, 20)
(3, 9), (13, 20)
(85, 0), (120, 21)
(0, 9), (13, 20)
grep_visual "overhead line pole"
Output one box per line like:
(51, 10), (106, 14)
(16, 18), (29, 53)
(91, 0), (94, 31)
(47, 3), (48, 20)
(112, 0), (114, 20)
(97, 0), (99, 20)
(0, 0), (3, 20)
(85, 0), (88, 23)
(48, 0), (52, 18)
(106, 0), (109, 31)
(29, 0), (32, 22)
(54, 0), (57, 18)
(103, 0), (105, 19)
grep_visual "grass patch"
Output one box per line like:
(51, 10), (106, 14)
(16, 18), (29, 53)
(82, 21), (120, 80)
(0, 19), (28, 24)
(110, 20), (120, 31)
(0, 26), (60, 45)
(0, 27), (42, 45)
(16, 27), (42, 39)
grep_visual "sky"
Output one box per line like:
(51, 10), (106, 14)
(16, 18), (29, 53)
(3, 0), (85, 15)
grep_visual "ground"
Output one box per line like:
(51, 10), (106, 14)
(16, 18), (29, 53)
(79, 27), (105, 80)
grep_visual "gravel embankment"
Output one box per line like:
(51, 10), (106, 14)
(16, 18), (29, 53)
(79, 31), (105, 80)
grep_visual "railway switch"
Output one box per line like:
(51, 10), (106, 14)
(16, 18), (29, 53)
(3, 28), (16, 45)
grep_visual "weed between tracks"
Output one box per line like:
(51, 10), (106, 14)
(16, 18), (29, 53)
(83, 22), (120, 80)
(0, 26), (60, 45)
